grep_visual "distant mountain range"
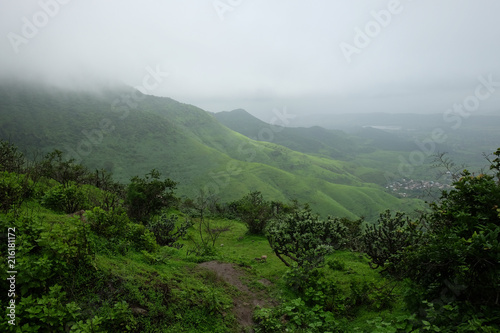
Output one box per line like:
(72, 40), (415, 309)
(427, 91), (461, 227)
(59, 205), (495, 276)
(214, 109), (425, 155)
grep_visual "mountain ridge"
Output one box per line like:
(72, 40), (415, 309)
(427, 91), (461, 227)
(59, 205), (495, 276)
(0, 82), (423, 220)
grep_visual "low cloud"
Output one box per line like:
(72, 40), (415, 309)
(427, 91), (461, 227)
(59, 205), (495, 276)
(1, 0), (499, 119)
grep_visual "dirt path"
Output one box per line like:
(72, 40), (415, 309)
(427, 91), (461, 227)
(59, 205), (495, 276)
(198, 261), (276, 332)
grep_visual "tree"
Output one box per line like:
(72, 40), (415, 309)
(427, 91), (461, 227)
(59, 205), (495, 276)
(403, 170), (500, 306)
(340, 216), (365, 251)
(0, 139), (25, 173)
(147, 214), (191, 248)
(361, 210), (421, 273)
(234, 191), (273, 234)
(185, 189), (227, 256)
(39, 150), (89, 187)
(265, 209), (347, 269)
(125, 169), (177, 222)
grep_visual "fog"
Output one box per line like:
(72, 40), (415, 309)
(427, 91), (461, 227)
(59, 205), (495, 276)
(1, 0), (499, 121)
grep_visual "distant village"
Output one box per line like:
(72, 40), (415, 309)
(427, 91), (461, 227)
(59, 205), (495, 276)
(386, 178), (453, 198)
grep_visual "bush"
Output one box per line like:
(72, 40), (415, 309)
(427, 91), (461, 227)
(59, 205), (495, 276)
(402, 171), (500, 306)
(41, 183), (88, 214)
(10, 284), (81, 332)
(127, 223), (158, 253)
(253, 297), (344, 333)
(0, 140), (25, 173)
(125, 169), (177, 222)
(361, 210), (421, 274)
(381, 150), (500, 330)
(340, 217), (364, 251)
(0, 171), (33, 212)
(38, 150), (89, 187)
(0, 213), (92, 297)
(147, 214), (191, 248)
(266, 209), (347, 269)
(233, 191), (273, 235)
(86, 207), (129, 238)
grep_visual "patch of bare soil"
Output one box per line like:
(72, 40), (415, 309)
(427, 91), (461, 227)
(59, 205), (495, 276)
(198, 261), (276, 332)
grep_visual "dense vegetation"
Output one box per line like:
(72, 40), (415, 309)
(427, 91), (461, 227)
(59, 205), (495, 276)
(1, 139), (499, 332)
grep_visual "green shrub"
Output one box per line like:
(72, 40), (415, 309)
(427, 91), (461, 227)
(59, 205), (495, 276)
(0, 140), (25, 173)
(147, 214), (192, 248)
(127, 223), (158, 252)
(326, 258), (346, 271)
(254, 297), (344, 333)
(0, 171), (31, 212)
(125, 169), (177, 222)
(84, 184), (122, 212)
(388, 151), (500, 330)
(69, 301), (138, 333)
(402, 171), (500, 306)
(233, 191), (273, 235)
(0, 214), (92, 296)
(70, 316), (106, 333)
(101, 301), (138, 332)
(39, 150), (89, 187)
(41, 183), (88, 213)
(341, 217), (364, 251)
(361, 210), (420, 274)
(10, 284), (81, 332)
(266, 209), (347, 269)
(86, 207), (129, 238)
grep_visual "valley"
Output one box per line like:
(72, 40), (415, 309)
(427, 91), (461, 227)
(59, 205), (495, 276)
(0, 83), (436, 222)
(1, 82), (499, 332)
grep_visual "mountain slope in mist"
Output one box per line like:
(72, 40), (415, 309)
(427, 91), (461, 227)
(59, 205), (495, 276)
(0, 83), (423, 220)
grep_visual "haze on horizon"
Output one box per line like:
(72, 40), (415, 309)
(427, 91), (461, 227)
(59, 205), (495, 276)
(1, 0), (499, 122)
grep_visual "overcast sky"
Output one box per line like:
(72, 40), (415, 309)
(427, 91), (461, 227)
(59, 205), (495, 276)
(1, 0), (499, 121)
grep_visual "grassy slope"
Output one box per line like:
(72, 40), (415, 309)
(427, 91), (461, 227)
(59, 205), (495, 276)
(214, 109), (361, 159)
(0, 83), (423, 221)
(0, 196), (410, 332)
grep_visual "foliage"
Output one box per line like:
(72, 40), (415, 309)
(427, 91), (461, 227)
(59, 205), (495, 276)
(283, 268), (344, 313)
(13, 216), (91, 294)
(2, 135), (499, 332)
(12, 284), (81, 332)
(126, 222), (158, 253)
(401, 171), (500, 306)
(147, 213), (192, 248)
(85, 207), (164, 256)
(232, 191), (274, 235)
(254, 297), (344, 333)
(84, 168), (124, 193)
(339, 216), (364, 251)
(365, 151), (500, 330)
(41, 182), (88, 213)
(39, 150), (89, 187)
(86, 206), (129, 238)
(12, 289), (138, 333)
(283, 266), (396, 318)
(361, 210), (421, 274)
(266, 209), (347, 269)
(125, 169), (177, 222)
(84, 183), (122, 212)
(0, 139), (25, 173)
(361, 315), (417, 333)
(70, 301), (137, 333)
(487, 147), (500, 182)
(185, 190), (229, 256)
(0, 171), (33, 212)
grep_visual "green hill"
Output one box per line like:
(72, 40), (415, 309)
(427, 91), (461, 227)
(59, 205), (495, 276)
(213, 109), (437, 183)
(0, 82), (423, 221)
(214, 109), (364, 159)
